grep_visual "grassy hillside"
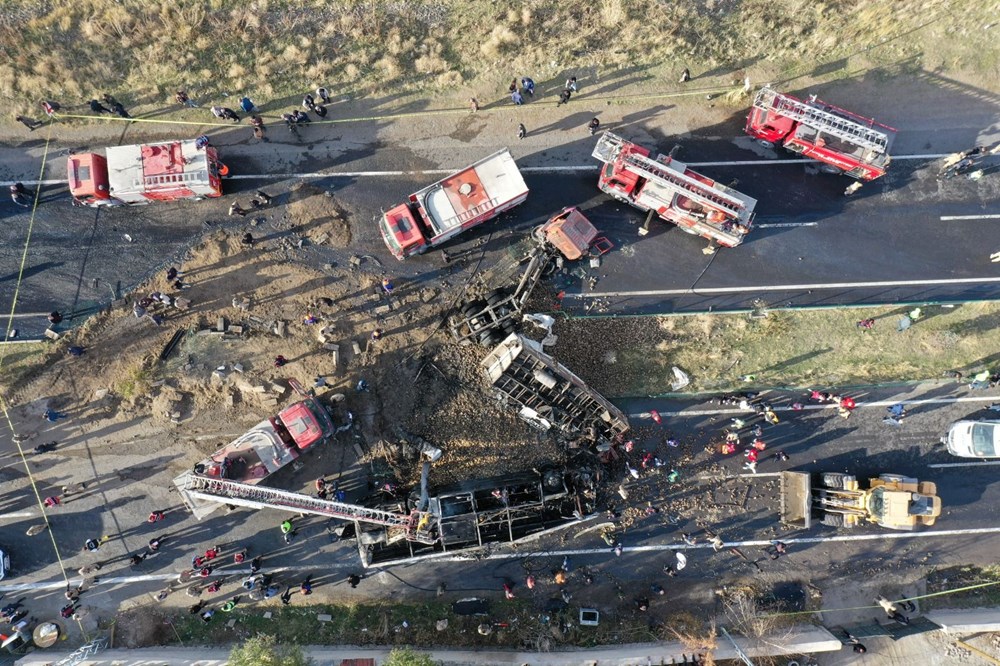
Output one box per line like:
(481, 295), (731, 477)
(0, 0), (994, 113)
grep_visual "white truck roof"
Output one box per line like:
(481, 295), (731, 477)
(414, 149), (528, 237)
(105, 140), (216, 204)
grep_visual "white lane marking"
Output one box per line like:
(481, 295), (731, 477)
(0, 511), (36, 519)
(429, 525), (1000, 562)
(755, 222), (818, 228)
(698, 472), (782, 479)
(928, 460), (1000, 468)
(565, 276), (1000, 299)
(629, 395), (999, 418)
(941, 214), (1000, 221)
(0, 153), (950, 187)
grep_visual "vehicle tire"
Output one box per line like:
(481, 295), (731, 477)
(757, 139), (774, 149)
(487, 289), (508, 307)
(463, 300), (486, 318)
(478, 329), (500, 348)
(821, 513), (844, 528)
(821, 472), (851, 489)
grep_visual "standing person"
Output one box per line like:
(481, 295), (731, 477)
(517, 123), (526, 140)
(857, 318), (875, 331)
(679, 68), (691, 83)
(520, 77), (535, 97)
(838, 395), (857, 419)
(250, 556), (262, 574)
(557, 89), (571, 106)
(508, 79), (518, 94)
(15, 114), (44, 131)
(511, 90), (523, 105)
(89, 99), (113, 115)
(347, 573), (361, 588)
(280, 585), (293, 604)
(175, 91), (198, 107)
(241, 232), (255, 248)
(42, 100), (60, 117)
(303, 93), (315, 110)
(381, 277), (394, 294)
(239, 96), (256, 114)
(43, 408), (66, 422)
(313, 104), (327, 119)
(43, 496), (61, 508)
(469, 98), (479, 113)
(316, 87), (331, 103)
(250, 114), (266, 141)
(565, 76), (578, 92)
(10, 183), (33, 207)
(129, 552), (148, 566)
(111, 101), (131, 119)
(884, 403), (906, 425)
(300, 576), (313, 595)
(588, 117), (600, 135)
(148, 510), (166, 523)
(503, 582), (515, 599)
(229, 202), (248, 217)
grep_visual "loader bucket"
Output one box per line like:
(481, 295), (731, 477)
(779, 471), (812, 528)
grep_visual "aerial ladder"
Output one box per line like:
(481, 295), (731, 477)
(178, 474), (438, 544)
(752, 86), (890, 154)
(592, 131), (756, 249)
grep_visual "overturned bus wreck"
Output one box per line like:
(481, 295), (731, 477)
(355, 466), (594, 567)
(481, 333), (630, 447)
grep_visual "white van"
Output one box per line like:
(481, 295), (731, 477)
(945, 420), (1000, 458)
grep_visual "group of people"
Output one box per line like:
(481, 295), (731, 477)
(88, 94), (131, 118)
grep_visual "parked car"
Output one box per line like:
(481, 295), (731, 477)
(944, 420), (1000, 458)
(0, 548), (9, 580)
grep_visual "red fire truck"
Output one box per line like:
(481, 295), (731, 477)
(379, 149), (529, 259)
(745, 86), (896, 182)
(592, 132), (757, 250)
(68, 139), (224, 207)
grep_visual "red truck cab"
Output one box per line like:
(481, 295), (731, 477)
(68, 153), (115, 206)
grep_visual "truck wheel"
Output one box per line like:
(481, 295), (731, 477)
(462, 300), (486, 318)
(487, 289), (508, 307)
(821, 513), (845, 528)
(478, 329), (500, 348)
(821, 472), (851, 489)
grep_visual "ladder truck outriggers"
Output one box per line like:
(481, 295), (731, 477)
(745, 86), (896, 191)
(592, 132), (757, 253)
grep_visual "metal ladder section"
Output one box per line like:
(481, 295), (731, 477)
(442, 196), (500, 228)
(181, 475), (435, 543)
(755, 87), (889, 152)
(620, 151), (746, 217)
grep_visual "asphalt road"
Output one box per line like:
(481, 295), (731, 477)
(4, 382), (1000, 642)
(1, 112), (999, 338)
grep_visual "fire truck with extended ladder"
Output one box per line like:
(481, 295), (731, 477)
(745, 86), (896, 184)
(592, 132), (757, 252)
(68, 139), (225, 207)
(173, 381), (589, 566)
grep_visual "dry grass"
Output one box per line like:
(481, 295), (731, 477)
(0, 1), (994, 113)
(554, 302), (1000, 396)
